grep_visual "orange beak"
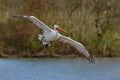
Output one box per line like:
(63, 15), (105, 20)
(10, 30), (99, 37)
(56, 27), (66, 32)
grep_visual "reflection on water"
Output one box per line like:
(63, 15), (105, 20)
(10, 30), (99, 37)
(0, 58), (120, 80)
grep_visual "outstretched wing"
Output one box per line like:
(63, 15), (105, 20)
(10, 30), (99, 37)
(58, 34), (95, 63)
(13, 15), (53, 33)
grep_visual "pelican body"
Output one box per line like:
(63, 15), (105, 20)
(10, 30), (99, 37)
(13, 15), (95, 63)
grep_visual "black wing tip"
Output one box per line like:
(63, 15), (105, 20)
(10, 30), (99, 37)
(12, 15), (28, 18)
(87, 56), (96, 64)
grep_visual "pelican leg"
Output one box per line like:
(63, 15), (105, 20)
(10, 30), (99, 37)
(43, 42), (51, 48)
(40, 36), (45, 42)
(38, 34), (51, 48)
(44, 43), (50, 48)
(38, 34), (45, 42)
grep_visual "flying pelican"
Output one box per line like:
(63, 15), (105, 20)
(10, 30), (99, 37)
(13, 15), (95, 63)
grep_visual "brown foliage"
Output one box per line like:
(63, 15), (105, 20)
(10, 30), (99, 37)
(0, 0), (120, 57)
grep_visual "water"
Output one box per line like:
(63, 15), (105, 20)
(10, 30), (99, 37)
(0, 58), (120, 80)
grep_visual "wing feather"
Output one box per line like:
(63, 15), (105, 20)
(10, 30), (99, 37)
(13, 15), (52, 33)
(58, 34), (95, 63)
(58, 34), (90, 58)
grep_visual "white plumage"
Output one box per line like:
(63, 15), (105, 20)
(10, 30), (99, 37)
(13, 15), (95, 63)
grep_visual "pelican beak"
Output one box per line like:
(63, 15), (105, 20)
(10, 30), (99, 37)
(56, 27), (66, 32)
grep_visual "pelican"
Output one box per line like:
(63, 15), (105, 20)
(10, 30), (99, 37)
(13, 15), (95, 63)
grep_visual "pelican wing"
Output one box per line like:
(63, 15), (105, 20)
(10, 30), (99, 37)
(13, 15), (52, 33)
(58, 34), (95, 63)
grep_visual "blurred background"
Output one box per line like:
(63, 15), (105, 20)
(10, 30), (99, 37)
(0, 0), (120, 57)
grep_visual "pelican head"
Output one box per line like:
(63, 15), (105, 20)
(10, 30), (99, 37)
(54, 25), (65, 32)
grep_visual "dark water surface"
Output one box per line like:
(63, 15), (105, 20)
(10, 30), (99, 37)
(0, 58), (120, 80)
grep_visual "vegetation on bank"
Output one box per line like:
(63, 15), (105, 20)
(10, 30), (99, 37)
(0, 0), (120, 58)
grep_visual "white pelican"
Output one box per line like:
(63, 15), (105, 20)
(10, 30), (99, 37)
(13, 15), (95, 63)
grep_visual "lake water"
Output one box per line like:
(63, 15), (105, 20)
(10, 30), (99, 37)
(0, 58), (120, 80)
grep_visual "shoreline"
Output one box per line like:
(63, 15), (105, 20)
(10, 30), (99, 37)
(0, 53), (120, 58)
